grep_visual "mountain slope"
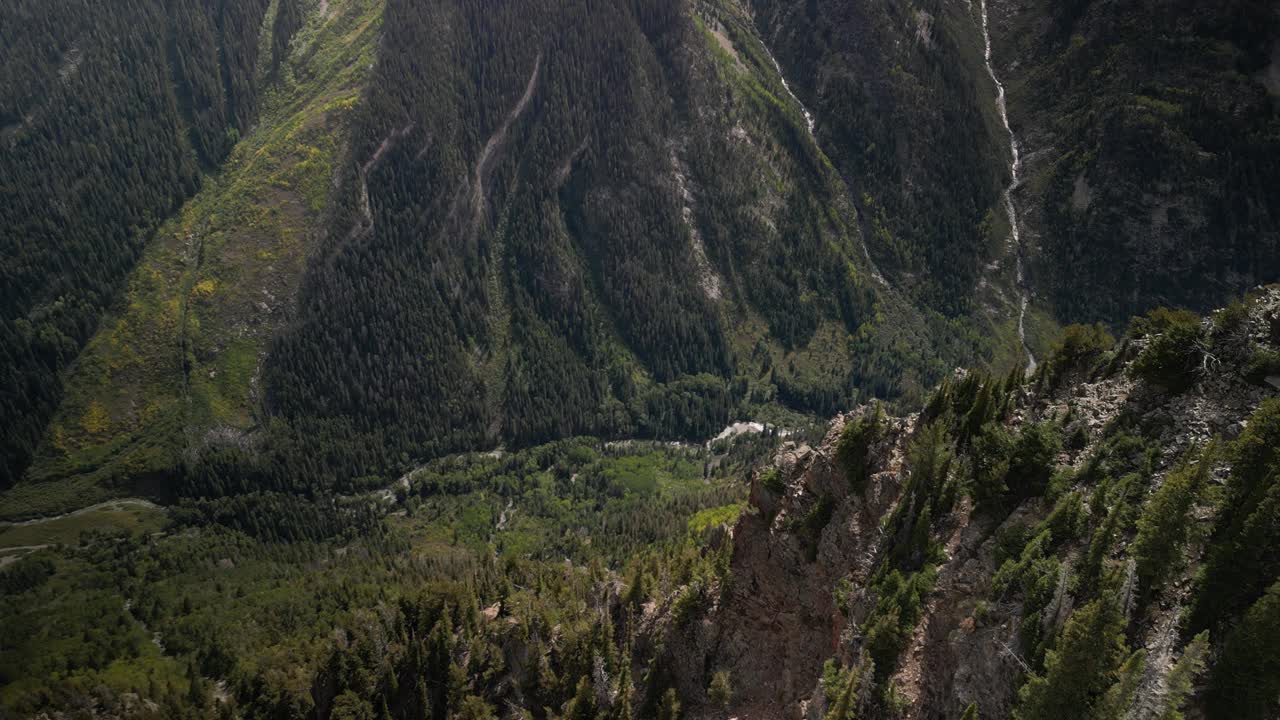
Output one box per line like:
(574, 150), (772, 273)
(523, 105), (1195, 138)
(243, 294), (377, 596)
(988, 0), (1280, 324)
(3, 0), (1033, 518)
(748, 0), (1012, 318)
(256, 0), (1034, 494)
(0, 0), (288, 489)
(9, 0), (1277, 519)
(0, 0), (385, 519)
(262, 0), (877, 475)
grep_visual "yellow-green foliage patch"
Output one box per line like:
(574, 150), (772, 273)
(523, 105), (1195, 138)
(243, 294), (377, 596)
(688, 502), (745, 534)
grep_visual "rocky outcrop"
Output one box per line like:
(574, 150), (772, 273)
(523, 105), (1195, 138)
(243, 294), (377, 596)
(652, 288), (1280, 720)
(718, 414), (911, 716)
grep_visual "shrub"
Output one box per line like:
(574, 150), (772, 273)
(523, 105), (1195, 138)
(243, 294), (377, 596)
(760, 466), (785, 496)
(1128, 307), (1201, 338)
(837, 405), (885, 492)
(791, 494), (835, 562)
(834, 576), (855, 615)
(1129, 308), (1205, 391)
(1045, 323), (1115, 389)
(973, 600), (991, 626)
(1210, 299), (1248, 340)
(1242, 348), (1280, 386)
(707, 671), (732, 708)
(671, 581), (707, 626)
(1065, 424), (1090, 452)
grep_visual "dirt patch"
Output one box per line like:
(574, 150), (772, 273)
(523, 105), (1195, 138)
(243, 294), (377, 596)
(470, 54), (542, 232)
(914, 10), (934, 46)
(1261, 41), (1280, 97)
(1071, 173), (1092, 212)
(710, 24), (745, 72)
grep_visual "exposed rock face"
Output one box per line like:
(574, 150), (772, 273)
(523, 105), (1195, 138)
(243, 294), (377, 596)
(652, 288), (1280, 720)
(715, 415), (911, 716)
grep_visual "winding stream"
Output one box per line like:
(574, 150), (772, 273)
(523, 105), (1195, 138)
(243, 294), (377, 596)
(979, 0), (1037, 374)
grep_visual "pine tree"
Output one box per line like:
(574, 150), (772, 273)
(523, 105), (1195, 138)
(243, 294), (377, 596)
(1014, 599), (1128, 720)
(1158, 632), (1208, 720)
(566, 675), (596, 720)
(613, 658), (634, 720)
(417, 675), (431, 720)
(457, 696), (498, 720)
(1092, 650), (1146, 720)
(657, 689), (681, 720)
(823, 663), (862, 720)
(1205, 580), (1280, 720)
(1133, 453), (1210, 599)
(708, 671), (732, 709)
(187, 663), (209, 709)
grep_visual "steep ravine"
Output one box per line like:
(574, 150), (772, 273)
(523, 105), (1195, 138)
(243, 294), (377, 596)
(762, 41), (815, 137)
(978, 0), (1036, 375)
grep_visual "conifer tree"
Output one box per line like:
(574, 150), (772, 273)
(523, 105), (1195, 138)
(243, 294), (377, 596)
(657, 689), (681, 720)
(1158, 632), (1208, 720)
(1014, 599), (1127, 720)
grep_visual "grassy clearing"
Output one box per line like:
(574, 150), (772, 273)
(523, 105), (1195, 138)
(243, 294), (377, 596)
(393, 440), (746, 564)
(0, 503), (167, 550)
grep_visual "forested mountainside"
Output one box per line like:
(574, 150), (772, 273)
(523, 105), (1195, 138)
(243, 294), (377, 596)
(3, 0), (1024, 519)
(757, 0), (1280, 325)
(259, 0), (952, 493)
(7, 0), (384, 519)
(0, 0), (299, 489)
(2, 0), (1280, 715)
(748, 0), (1010, 317)
(986, 0), (1280, 324)
(8, 0), (1277, 517)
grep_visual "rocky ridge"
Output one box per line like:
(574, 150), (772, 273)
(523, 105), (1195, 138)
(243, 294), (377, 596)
(647, 287), (1280, 720)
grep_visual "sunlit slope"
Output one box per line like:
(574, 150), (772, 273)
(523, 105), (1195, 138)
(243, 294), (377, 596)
(2, 0), (384, 519)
